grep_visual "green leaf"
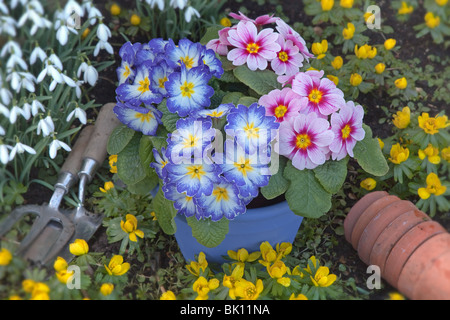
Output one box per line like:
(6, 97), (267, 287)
(199, 25), (222, 45)
(139, 135), (155, 177)
(186, 216), (229, 248)
(157, 99), (179, 132)
(283, 162), (332, 219)
(107, 125), (136, 155)
(237, 96), (259, 106)
(152, 186), (177, 235)
(117, 133), (146, 186)
(261, 156), (289, 200)
(353, 124), (389, 177)
(233, 65), (281, 95)
(313, 157), (348, 194)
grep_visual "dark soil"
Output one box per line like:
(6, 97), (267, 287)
(21, 0), (448, 300)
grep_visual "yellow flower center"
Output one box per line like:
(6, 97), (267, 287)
(138, 77), (150, 93)
(206, 110), (224, 117)
(135, 112), (154, 123)
(296, 133), (311, 150)
(123, 65), (131, 78)
(183, 133), (199, 149)
(212, 187), (229, 202)
(234, 158), (254, 177)
(246, 42), (260, 54)
(180, 56), (195, 69)
(274, 105), (288, 118)
(180, 81), (195, 98)
(341, 124), (351, 139)
(158, 76), (168, 88)
(308, 88), (323, 103)
(244, 122), (259, 139)
(278, 51), (289, 62)
(186, 165), (205, 179)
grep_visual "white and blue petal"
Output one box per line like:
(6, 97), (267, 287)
(150, 147), (169, 180)
(114, 102), (162, 136)
(162, 183), (200, 218)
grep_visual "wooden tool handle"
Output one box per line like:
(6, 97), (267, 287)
(82, 102), (122, 164)
(60, 125), (95, 176)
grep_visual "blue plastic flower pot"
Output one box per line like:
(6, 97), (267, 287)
(173, 200), (303, 265)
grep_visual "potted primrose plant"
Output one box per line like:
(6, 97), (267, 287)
(107, 12), (389, 264)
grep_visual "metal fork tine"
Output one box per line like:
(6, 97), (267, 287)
(0, 205), (41, 239)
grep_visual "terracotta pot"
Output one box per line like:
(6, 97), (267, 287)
(369, 209), (430, 275)
(357, 200), (418, 265)
(398, 233), (450, 299)
(344, 191), (388, 243)
(350, 195), (400, 250)
(383, 220), (447, 289)
(411, 249), (450, 300)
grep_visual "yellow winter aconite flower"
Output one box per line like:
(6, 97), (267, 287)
(418, 144), (441, 164)
(364, 12), (373, 23)
(342, 22), (355, 40)
(267, 260), (291, 287)
(392, 106), (411, 129)
(276, 242), (293, 258)
(355, 44), (376, 59)
(22, 279), (36, 293)
(418, 173), (447, 199)
(53, 256), (74, 284)
(193, 277), (219, 299)
(425, 12), (440, 28)
(30, 282), (50, 300)
(340, 0), (354, 8)
(81, 28), (90, 39)
(327, 75), (339, 85)
(418, 113), (449, 135)
(442, 147), (450, 162)
(130, 14), (141, 26)
(109, 154), (118, 173)
(223, 264), (244, 300)
(105, 255), (130, 276)
(360, 178), (377, 191)
(9, 295), (22, 300)
(100, 283), (114, 296)
(350, 73), (362, 86)
(398, 1), (414, 14)
(321, 0), (334, 11)
(259, 241), (278, 266)
(389, 143), (410, 164)
(388, 292), (405, 300)
(0, 248), (12, 265)
(436, 0), (448, 5)
(227, 248), (260, 264)
(311, 40), (328, 59)
(290, 293), (308, 300)
(395, 77), (408, 89)
(331, 56), (343, 70)
(186, 252), (208, 276)
(100, 181), (114, 193)
(69, 239), (89, 256)
(110, 3), (121, 16)
(120, 214), (144, 242)
(378, 138), (385, 149)
(234, 278), (264, 300)
(311, 266), (337, 287)
(160, 290), (177, 300)
(384, 38), (396, 50)
(53, 256), (68, 272)
(375, 62), (386, 74)
(220, 17), (231, 27)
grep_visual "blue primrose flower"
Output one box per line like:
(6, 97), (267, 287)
(150, 147), (169, 180)
(164, 161), (221, 197)
(166, 117), (216, 163)
(162, 183), (200, 219)
(150, 61), (173, 97)
(195, 177), (247, 221)
(165, 64), (214, 117)
(220, 142), (272, 198)
(201, 48), (224, 78)
(116, 62), (163, 106)
(113, 102), (162, 136)
(166, 38), (203, 70)
(194, 103), (233, 119)
(225, 103), (280, 155)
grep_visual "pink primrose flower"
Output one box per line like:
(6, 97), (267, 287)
(229, 11), (279, 26)
(271, 36), (304, 76)
(258, 87), (303, 123)
(275, 19), (314, 61)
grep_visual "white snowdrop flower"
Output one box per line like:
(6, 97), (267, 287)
(84, 65), (98, 86)
(146, 0), (165, 10)
(49, 53), (63, 71)
(64, 0), (84, 19)
(9, 105), (25, 124)
(31, 99), (45, 116)
(49, 138), (71, 159)
(96, 23), (111, 42)
(56, 25), (69, 46)
(30, 16), (52, 36)
(94, 40), (113, 56)
(9, 141), (36, 161)
(0, 102), (10, 117)
(88, 6), (103, 25)
(74, 80), (84, 99)
(6, 54), (28, 72)
(0, 124), (5, 136)
(37, 115), (55, 137)
(0, 143), (12, 165)
(30, 46), (47, 65)
(37, 59), (63, 84)
(170, 0), (187, 9)
(0, 88), (12, 105)
(61, 73), (76, 87)
(7, 72), (21, 92)
(77, 62), (88, 78)
(21, 102), (31, 120)
(10, 0), (28, 9)
(1, 40), (22, 58)
(0, 0), (9, 14)
(0, 17), (17, 37)
(184, 6), (200, 23)
(66, 107), (87, 125)
(19, 72), (36, 93)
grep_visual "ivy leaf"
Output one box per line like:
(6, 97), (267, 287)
(353, 124), (389, 177)
(233, 65), (281, 95)
(186, 216), (229, 248)
(107, 125), (136, 155)
(313, 157), (348, 194)
(283, 161), (332, 219)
